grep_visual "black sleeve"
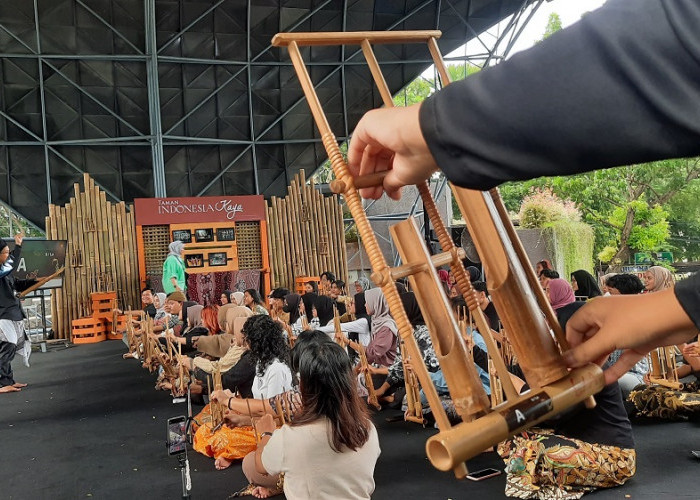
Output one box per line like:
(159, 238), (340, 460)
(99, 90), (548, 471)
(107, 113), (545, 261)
(10, 245), (22, 272)
(674, 272), (700, 331)
(144, 304), (157, 318)
(419, 0), (700, 191)
(221, 351), (256, 398)
(471, 345), (489, 373)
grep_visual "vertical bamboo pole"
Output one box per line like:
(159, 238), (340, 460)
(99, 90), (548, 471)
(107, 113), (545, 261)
(280, 197), (294, 288)
(271, 197), (284, 288)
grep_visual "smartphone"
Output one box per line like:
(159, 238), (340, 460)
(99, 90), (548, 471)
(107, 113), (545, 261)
(466, 467), (502, 481)
(167, 416), (187, 455)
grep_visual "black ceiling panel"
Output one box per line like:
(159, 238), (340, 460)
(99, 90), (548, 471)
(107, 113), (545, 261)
(0, 0), (540, 227)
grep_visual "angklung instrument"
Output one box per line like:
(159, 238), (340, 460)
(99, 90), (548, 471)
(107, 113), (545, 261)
(272, 30), (604, 478)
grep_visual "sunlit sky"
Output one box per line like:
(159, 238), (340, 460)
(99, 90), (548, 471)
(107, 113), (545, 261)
(509, 0), (607, 55)
(443, 0), (608, 64)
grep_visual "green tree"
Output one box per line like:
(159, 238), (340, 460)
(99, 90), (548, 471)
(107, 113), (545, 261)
(540, 13), (563, 42)
(499, 157), (700, 264)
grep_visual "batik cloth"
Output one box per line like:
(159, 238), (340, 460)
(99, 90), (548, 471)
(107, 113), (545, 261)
(497, 429), (636, 499)
(629, 381), (700, 420)
(192, 404), (257, 461)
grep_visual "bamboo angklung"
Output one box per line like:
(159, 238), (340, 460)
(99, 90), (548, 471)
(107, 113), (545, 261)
(272, 30), (606, 478)
(648, 346), (682, 390)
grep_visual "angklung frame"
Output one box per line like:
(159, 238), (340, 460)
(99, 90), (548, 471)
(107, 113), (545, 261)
(272, 30), (605, 479)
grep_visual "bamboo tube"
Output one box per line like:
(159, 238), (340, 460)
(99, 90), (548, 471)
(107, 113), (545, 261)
(288, 181), (304, 279)
(114, 203), (126, 305)
(270, 200), (282, 288)
(266, 205), (277, 288)
(265, 205), (275, 287)
(291, 180), (308, 278)
(301, 175), (319, 278)
(272, 197), (285, 288)
(59, 205), (70, 338)
(280, 197), (293, 288)
(127, 206), (139, 309)
(272, 197), (284, 286)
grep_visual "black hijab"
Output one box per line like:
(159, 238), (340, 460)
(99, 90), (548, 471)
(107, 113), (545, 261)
(400, 292), (425, 327)
(571, 270), (602, 299)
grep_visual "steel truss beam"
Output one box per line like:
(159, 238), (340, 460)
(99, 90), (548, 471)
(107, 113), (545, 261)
(0, 1), (543, 229)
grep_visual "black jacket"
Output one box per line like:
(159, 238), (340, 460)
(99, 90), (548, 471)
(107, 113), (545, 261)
(419, 0), (700, 329)
(0, 245), (36, 321)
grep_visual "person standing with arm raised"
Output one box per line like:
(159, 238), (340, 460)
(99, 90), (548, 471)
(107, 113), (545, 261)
(0, 234), (37, 394)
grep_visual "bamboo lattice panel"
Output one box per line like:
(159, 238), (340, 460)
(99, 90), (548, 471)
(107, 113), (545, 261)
(236, 221), (262, 269)
(142, 225), (170, 286)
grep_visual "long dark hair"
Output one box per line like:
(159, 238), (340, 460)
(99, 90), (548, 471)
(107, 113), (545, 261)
(293, 340), (372, 452)
(242, 315), (290, 376)
(313, 295), (335, 326)
(245, 288), (264, 307)
(283, 293), (301, 324)
(301, 292), (317, 322)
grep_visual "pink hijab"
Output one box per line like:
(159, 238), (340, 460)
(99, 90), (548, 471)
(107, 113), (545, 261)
(547, 278), (576, 310)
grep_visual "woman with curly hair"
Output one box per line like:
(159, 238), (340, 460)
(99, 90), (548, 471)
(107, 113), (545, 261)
(194, 315), (293, 471)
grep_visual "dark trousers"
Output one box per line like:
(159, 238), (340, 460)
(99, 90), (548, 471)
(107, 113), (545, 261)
(0, 340), (17, 386)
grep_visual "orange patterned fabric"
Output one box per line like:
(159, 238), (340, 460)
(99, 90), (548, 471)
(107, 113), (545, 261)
(192, 404), (257, 461)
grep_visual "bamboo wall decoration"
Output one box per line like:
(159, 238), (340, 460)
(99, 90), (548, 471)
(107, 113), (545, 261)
(45, 174), (140, 340)
(266, 170), (348, 289)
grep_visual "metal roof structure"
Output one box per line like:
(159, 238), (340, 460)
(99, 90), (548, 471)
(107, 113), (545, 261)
(0, 0), (544, 228)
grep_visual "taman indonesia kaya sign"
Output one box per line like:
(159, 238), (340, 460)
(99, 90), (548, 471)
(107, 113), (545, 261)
(134, 195), (266, 225)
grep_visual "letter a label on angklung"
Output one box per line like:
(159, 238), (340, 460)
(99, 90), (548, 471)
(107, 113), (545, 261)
(500, 392), (553, 432)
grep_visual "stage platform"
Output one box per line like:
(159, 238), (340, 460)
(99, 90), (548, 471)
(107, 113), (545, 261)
(1, 341), (698, 499)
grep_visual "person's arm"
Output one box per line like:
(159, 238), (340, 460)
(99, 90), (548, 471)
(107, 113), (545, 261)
(348, 0), (700, 198)
(564, 287), (698, 384)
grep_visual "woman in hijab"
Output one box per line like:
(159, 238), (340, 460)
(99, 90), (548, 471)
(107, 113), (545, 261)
(162, 241), (187, 296)
(354, 276), (371, 294)
(375, 292), (440, 401)
(363, 288), (398, 367)
(547, 278), (582, 327)
(153, 292), (168, 325)
(317, 292), (372, 347)
(643, 266), (674, 293)
(570, 269), (602, 299)
(230, 291), (245, 306)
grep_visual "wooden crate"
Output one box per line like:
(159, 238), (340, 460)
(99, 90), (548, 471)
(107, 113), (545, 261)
(91, 291), (117, 320)
(71, 317), (107, 344)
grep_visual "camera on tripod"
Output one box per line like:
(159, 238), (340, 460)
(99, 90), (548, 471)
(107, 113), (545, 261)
(166, 416), (192, 499)
(167, 416), (188, 456)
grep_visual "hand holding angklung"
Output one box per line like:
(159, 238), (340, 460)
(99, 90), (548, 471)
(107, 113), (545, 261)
(255, 413), (275, 435)
(347, 105), (439, 200)
(564, 289), (698, 385)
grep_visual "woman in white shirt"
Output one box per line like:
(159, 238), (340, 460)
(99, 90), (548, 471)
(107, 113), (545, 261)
(242, 336), (380, 499)
(317, 292), (371, 346)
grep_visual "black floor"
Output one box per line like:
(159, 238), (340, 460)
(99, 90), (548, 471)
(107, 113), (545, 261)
(1, 341), (698, 499)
